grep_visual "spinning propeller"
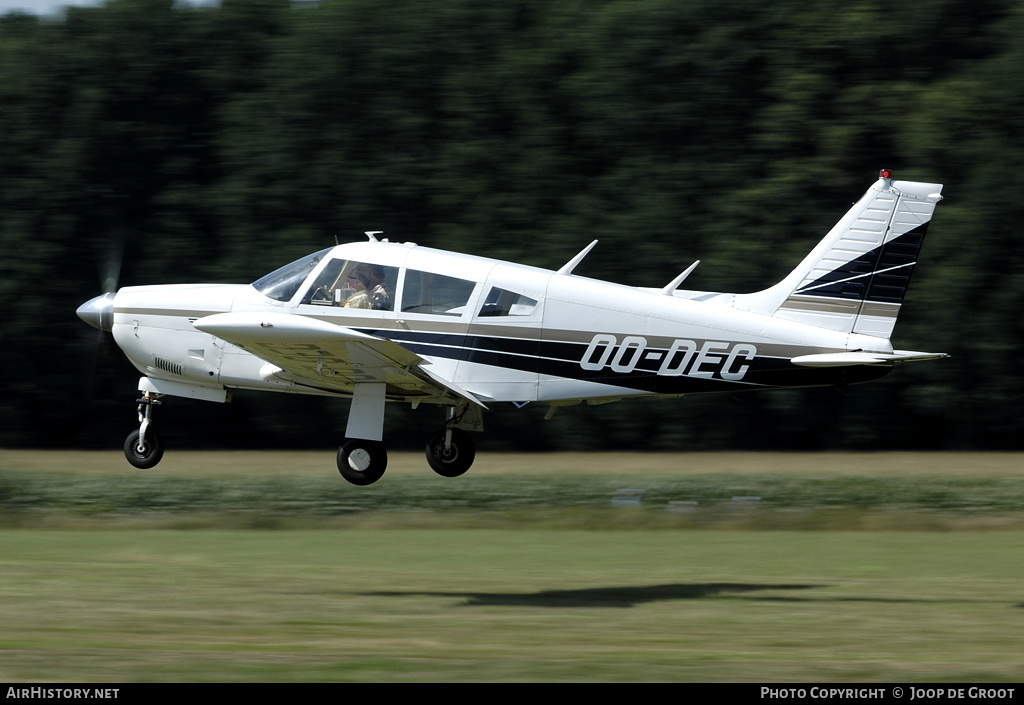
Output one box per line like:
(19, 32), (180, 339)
(77, 234), (125, 332)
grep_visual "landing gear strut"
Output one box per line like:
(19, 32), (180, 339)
(124, 392), (164, 469)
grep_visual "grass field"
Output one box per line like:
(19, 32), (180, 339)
(1, 450), (1022, 682)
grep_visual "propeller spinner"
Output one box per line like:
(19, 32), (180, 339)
(77, 292), (115, 331)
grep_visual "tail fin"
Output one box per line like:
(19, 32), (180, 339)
(743, 171), (944, 339)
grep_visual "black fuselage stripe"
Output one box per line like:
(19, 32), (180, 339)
(356, 329), (891, 394)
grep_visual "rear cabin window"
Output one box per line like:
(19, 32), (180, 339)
(478, 287), (538, 317)
(401, 270), (476, 316)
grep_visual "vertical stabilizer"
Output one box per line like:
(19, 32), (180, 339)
(746, 171), (943, 338)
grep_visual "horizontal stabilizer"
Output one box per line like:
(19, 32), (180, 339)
(791, 350), (949, 367)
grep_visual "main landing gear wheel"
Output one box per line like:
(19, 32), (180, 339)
(425, 428), (476, 478)
(124, 428), (164, 469)
(337, 439), (388, 486)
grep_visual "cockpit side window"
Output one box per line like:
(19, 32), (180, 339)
(401, 269), (476, 316)
(252, 247), (333, 303)
(478, 287), (539, 317)
(302, 259), (398, 310)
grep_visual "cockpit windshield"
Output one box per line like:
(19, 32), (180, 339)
(251, 248), (333, 302)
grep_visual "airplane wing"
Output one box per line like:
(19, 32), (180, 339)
(192, 312), (486, 407)
(790, 350), (950, 367)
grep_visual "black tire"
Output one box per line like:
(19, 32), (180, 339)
(337, 439), (388, 486)
(123, 428), (164, 469)
(425, 428), (475, 478)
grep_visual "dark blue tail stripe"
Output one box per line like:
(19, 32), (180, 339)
(795, 222), (929, 303)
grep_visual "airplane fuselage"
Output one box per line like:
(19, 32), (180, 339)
(77, 172), (947, 481)
(108, 239), (891, 408)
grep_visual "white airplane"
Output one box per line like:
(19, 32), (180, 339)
(77, 170), (948, 485)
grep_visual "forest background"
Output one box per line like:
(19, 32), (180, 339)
(1, 0), (1021, 452)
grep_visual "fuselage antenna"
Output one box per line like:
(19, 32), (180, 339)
(557, 240), (598, 275)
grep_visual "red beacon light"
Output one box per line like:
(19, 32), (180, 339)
(879, 168), (894, 179)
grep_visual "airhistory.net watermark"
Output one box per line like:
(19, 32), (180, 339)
(6, 689), (118, 700)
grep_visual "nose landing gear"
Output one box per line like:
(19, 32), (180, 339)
(124, 392), (164, 469)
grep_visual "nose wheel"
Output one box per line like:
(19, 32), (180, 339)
(124, 393), (164, 469)
(124, 428), (164, 469)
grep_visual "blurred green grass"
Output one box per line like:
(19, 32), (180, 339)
(2, 451), (1022, 530)
(0, 528), (1022, 682)
(1, 451), (1022, 681)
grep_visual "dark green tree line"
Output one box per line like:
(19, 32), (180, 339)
(1, 0), (1020, 450)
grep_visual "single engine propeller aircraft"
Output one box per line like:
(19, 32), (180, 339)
(78, 170), (947, 485)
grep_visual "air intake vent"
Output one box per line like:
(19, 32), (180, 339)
(154, 356), (184, 376)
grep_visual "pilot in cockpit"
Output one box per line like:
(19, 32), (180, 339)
(305, 260), (392, 309)
(342, 269), (372, 308)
